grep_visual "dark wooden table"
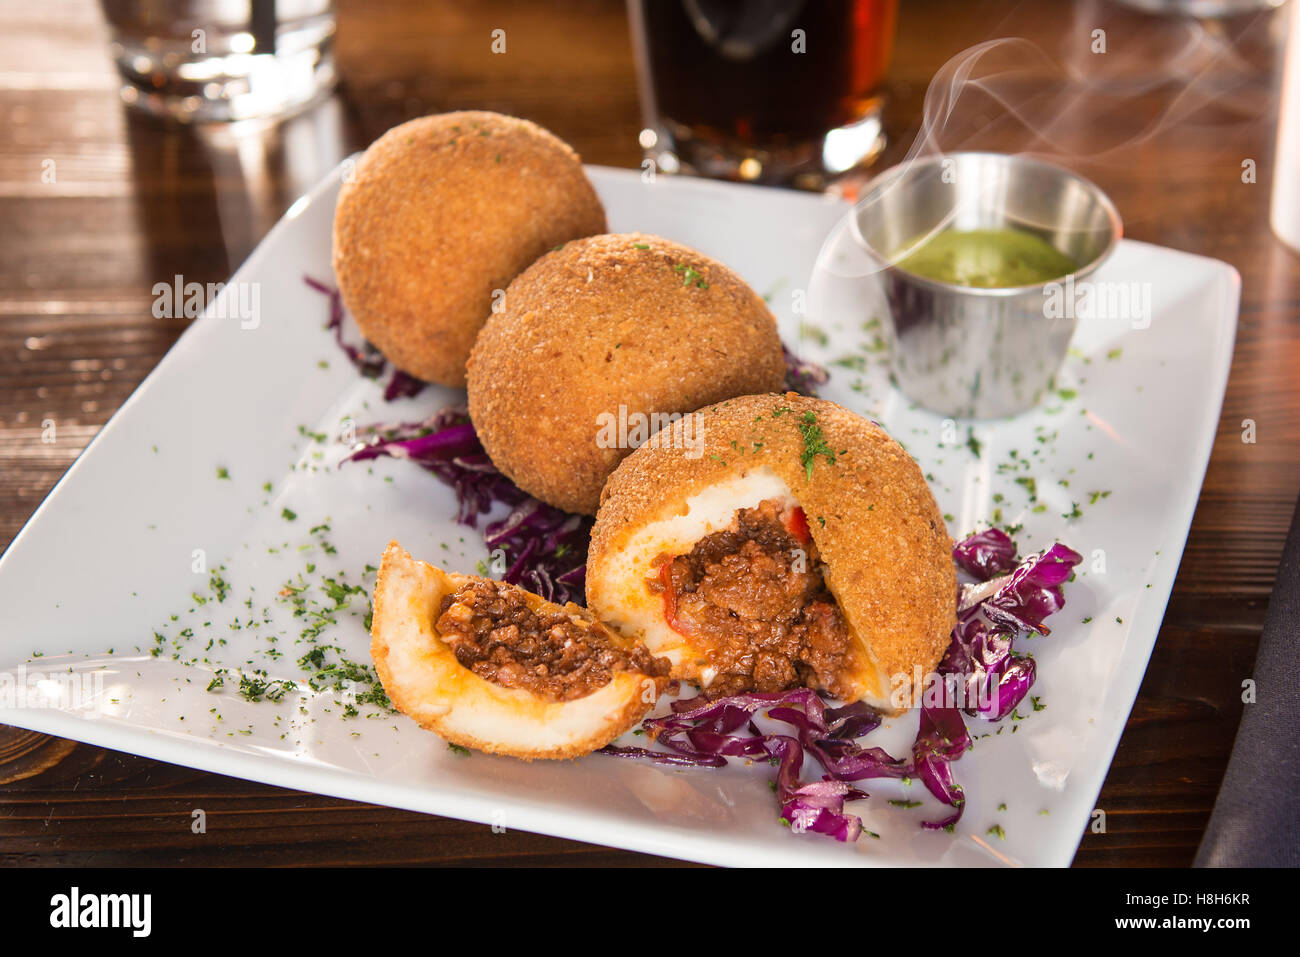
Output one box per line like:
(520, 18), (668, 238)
(2, 0), (1297, 867)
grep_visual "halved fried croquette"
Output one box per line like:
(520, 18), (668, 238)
(586, 393), (958, 713)
(333, 111), (606, 387)
(371, 542), (670, 760)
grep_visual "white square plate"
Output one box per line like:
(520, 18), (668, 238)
(0, 165), (1238, 867)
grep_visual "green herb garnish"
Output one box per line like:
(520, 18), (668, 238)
(795, 411), (836, 480)
(671, 262), (708, 288)
(237, 674), (295, 702)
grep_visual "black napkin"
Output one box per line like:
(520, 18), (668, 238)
(1195, 489), (1300, 867)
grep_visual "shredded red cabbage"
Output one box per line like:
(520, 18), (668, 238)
(342, 406), (591, 605)
(782, 344), (829, 396)
(383, 369), (427, 401)
(603, 689), (872, 840)
(941, 538), (1082, 721)
(603, 529), (1081, 842)
(305, 275), (427, 402)
(952, 527), (1018, 579)
(982, 542), (1082, 637)
(911, 703), (971, 830)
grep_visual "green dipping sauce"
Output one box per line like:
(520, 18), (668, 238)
(893, 227), (1077, 288)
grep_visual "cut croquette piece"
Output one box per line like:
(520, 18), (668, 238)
(586, 393), (958, 713)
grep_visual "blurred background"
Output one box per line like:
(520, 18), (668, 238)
(1, 0), (1297, 866)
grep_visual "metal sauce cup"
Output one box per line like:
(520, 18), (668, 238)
(851, 152), (1122, 419)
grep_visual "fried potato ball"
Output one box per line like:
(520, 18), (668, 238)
(586, 393), (958, 713)
(332, 111), (606, 387)
(466, 233), (786, 515)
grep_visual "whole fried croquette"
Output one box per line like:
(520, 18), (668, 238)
(466, 233), (786, 515)
(332, 111), (606, 387)
(585, 393), (958, 712)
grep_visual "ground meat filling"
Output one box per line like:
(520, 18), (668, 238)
(651, 499), (857, 699)
(436, 579), (667, 702)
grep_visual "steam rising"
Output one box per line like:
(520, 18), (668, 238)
(815, 6), (1281, 279)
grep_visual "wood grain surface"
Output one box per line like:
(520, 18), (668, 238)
(1, 0), (1297, 867)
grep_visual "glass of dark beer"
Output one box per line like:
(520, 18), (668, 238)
(629, 0), (898, 188)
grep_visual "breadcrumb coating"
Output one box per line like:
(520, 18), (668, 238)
(467, 233), (785, 514)
(333, 111), (606, 387)
(587, 393), (958, 709)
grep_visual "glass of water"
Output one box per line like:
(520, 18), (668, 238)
(100, 0), (336, 122)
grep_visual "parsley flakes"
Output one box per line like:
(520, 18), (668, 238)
(794, 410), (837, 480)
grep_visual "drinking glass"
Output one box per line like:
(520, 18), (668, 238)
(629, 0), (898, 188)
(100, 0), (336, 122)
